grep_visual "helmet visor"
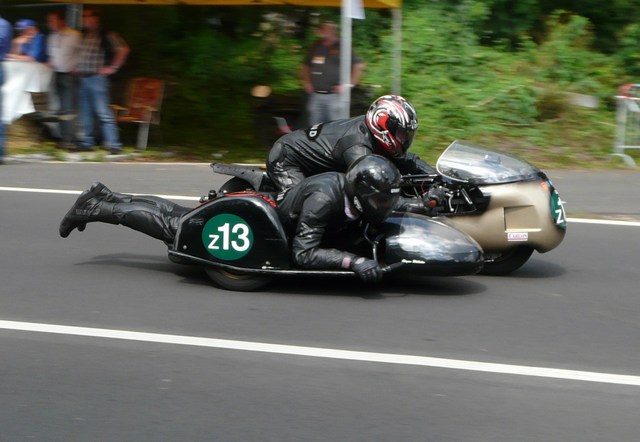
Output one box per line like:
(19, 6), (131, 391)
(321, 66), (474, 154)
(364, 191), (400, 223)
(394, 124), (417, 153)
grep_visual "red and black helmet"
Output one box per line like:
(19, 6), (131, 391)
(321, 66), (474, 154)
(365, 95), (418, 158)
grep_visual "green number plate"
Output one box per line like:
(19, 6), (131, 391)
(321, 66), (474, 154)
(202, 214), (253, 261)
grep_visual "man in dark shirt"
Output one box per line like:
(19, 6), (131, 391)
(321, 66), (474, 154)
(301, 21), (365, 125)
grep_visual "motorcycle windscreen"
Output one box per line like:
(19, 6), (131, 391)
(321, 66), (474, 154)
(436, 140), (541, 184)
(380, 214), (484, 276)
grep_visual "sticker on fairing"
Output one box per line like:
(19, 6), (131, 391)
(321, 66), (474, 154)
(202, 214), (253, 261)
(508, 232), (529, 242)
(550, 189), (567, 229)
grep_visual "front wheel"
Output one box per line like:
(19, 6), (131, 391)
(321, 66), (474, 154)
(205, 267), (273, 292)
(480, 246), (534, 276)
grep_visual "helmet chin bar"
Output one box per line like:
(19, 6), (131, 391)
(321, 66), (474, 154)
(375, 130), (402, 157)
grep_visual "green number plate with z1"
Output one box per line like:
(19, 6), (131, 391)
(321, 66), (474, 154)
(202, 214), (253, 260)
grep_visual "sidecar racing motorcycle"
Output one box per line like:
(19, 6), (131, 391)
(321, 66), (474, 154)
(168, 141), (566, 291)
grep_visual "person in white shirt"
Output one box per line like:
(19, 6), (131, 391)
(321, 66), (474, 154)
(47, 11), (81, 148)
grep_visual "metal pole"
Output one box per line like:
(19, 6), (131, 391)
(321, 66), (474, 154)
(68, 3), (82, 30)
(392, 7), (402, 95)
(340, 0), (353, 119)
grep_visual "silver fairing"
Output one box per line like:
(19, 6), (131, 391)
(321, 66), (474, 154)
(435, 140), (567, 253)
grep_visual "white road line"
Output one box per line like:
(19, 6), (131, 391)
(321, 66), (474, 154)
(1, 320), (639, 386)
(0, 186), (81, 195)
(567, 217), (640, 227)
(0, 186), (200, 201)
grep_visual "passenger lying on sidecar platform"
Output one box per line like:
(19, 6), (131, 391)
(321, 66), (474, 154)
(59, 155), (404, 283)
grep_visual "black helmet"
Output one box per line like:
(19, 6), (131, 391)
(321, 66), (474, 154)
(365, 94), (418, 158)
(345, 155), (402, 224)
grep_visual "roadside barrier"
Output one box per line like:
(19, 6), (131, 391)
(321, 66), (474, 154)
(613, 83), (640, 167)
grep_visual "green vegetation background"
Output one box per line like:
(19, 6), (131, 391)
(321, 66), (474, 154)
(5, 0), (640, 168)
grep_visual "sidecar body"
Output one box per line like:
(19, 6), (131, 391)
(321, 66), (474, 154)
(168, 191), (484, 291)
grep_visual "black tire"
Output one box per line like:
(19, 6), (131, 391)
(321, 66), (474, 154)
(480, 246), (534, 276)
(219, 177), (254, 194)
(205, 267), (273, 292)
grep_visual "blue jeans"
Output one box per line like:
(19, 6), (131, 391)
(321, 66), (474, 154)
(306, 92), (345, 126)
(54, 72), (77, 144)
(79, 74), (121, 150)
(0, 65), (5, 160)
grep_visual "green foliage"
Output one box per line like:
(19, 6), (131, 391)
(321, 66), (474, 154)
(473, 0), (542, 47)
(473, 0), (640, 54)
(534, 13), (596, 87)
(615, 23), (640, 78)
(79, 3), (633, 168)
(373, 3), (622, 167)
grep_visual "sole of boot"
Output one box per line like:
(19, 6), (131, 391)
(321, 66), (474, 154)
(59, 190), (96, 238)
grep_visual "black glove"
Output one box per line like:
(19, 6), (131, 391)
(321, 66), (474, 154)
(423, 186), (447, 212)
(351, 257), (383, 283)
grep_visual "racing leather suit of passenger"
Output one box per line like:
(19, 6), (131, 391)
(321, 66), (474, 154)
(60, 176), (366, 272)
(58, 182), (190, 244)
(103, 193), (190, 243)
(267, 115), (436, 191)
(275, 171), (364, 270)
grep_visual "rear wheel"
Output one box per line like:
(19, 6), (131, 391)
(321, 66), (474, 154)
(480, 246), (534, 276)
(205, 267), (273, 292)
(219, 178), (254, 194)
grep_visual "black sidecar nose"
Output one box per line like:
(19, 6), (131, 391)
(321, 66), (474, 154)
(380, 214), (484, 276)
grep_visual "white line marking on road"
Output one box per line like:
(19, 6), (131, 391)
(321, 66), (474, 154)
(0, 186), (80, 195)
(0, 186), (200, 201)
(567, 217), (640, 227)
(1, 320), (639, 386)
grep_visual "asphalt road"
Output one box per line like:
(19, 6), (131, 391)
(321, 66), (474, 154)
(1, 162), (639, 441)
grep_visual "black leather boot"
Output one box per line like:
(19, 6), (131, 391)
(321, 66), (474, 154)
(59, 191), (117, 238)
(90, 181), (131, 203)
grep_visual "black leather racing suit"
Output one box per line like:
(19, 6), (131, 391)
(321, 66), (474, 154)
(73, 175), (363, 271)
(84, 186), (191, 244)
(276, 172), (363, 270)
(267, 115), (436, 191)
(62, 170), (369, 272)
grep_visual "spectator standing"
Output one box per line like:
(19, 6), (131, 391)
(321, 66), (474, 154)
(8, 19), (46, 62)
(0, 15), (12, 164)
(301, 21), (365, 125)
(76, 8), (129, 154)
(47, 11), (81, 149)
